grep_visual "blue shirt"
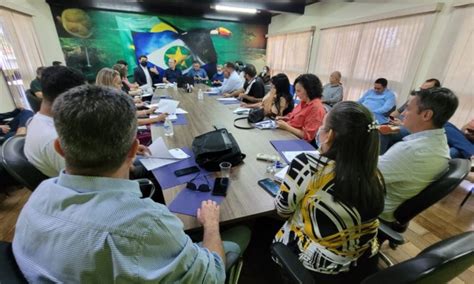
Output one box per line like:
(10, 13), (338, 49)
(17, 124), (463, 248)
(187, 68), (208, 80)
(211, 72), (225, 83)
(13, 172), (225, 283)
(164, 68), (182, 83)
(213, 71), (243, 95)
(358, 89), (396, 124)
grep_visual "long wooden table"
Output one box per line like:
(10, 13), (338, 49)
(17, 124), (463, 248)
(150, 85), (295, 230)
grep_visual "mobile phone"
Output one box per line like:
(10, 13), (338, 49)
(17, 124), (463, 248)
(212, 177), (229, 196)
(258, 178), (281, 197)
(174, 166), (200, 177)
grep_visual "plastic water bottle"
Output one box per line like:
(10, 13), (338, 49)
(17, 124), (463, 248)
(163, 117), (174, 136)
(198, 89), (204, 100)
(173, 83), (178, 91)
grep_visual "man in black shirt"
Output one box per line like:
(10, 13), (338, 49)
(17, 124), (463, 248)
(235, 64), (265, 103)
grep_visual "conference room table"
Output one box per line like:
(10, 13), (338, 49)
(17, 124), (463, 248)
(149, 85), (296, 231)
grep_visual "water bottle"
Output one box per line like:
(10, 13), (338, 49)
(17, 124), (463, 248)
(198, 89), (204, 100)
(163, 117), (174, 136)
(173, 83), (178, 91)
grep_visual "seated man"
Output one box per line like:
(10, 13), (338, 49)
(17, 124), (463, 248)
(321, 71), (343, 110)
(187, 61), (208, 83)
(379, 78), (441, 154)
(163, 59), (182, 84)
(211, 62), (243, 95)
(13, 84), (247, 282)
(29, 66), (45, 99)
(211, 64), (224, 86)
(0, 108), (34, 142)
(24, 66), (85, 177)
(444, 121), (474, 159)
(358, 78), (396, 124)
(133, 55), (161, 89)
(228, 64), (265, 103)
(379, 87), (458, 222)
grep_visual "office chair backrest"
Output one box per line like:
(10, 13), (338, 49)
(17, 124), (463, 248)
(0, 241), (27, 283)
(362, 231), (474, 284)
(1, 136), (48, 191)
(25, 89), (41, 113)
(393, 159), (470, 230)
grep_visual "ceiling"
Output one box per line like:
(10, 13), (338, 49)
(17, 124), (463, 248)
(46, 0), (321, 24)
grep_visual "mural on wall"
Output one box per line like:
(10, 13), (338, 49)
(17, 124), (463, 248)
(51, 7), (267, 81)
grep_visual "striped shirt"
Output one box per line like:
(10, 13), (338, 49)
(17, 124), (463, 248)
(274, 153), (379, 274)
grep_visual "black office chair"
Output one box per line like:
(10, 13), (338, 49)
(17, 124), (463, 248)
(25, 89), (41, 113)
(271, 231), (474, 284)
(384, 159), (470, 235)
(0, 241), (27, 283)
(1, 136), (48, 191)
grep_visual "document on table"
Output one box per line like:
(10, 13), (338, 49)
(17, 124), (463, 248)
(139, 137), (190, 170)
(153, 99), (180, 114)
(281, 150), (319, 163)
(274, 166), (289, 182)
(175, 108), (188, 114)
(217, 97), (239, 101)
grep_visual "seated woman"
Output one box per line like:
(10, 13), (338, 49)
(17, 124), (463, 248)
(95, 68), (167, 126)
(274, 101), (385, 282)
(276, 74), (326, 142)
(112, 64), (142, 96)
(242, 73), (294, 117)
(258, 66), (271, 85)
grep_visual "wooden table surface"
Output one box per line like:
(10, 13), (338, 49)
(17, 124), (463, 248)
(150, 85), (295, 230)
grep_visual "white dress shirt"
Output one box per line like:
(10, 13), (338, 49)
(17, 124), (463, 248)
(378, 128), (450, 222)
(24, 113), (64, 177)
(214, 71), (243, 95)
(141, 65), (153, 90)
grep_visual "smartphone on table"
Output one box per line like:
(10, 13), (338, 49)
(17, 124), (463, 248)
(212, 177), (229, 196)
(258, 178), (281, 197)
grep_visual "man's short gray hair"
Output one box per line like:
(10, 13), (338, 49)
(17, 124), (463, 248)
(53, 85), (138, 174)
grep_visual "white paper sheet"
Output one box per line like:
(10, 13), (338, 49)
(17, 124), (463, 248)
(175, 108), (188, 114)
(153, 99), (179, 114)
(217, 98), (239, 101)
(274, 166), (289, 182)
(282, 151), (319, 163)
(139, 137), (190, 170)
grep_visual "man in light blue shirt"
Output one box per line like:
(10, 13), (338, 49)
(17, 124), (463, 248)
(13, 85), (243, 283)
(187, 61), (208, 82)
(211, 62), (243, 95)
(378, 87), (458, 222)
(358, 78), (396, 124)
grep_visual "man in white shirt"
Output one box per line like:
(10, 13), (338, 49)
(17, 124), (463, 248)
(212, 62), (243, 96)
(378, 87), (459, 222)
(24, 66), (86, 177)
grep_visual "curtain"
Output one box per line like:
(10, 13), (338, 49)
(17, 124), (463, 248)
(266, 30), (313, 82)
(313, 13), (436, 103)
(426, 4), (474, 128)
(0, 8), (44, 108)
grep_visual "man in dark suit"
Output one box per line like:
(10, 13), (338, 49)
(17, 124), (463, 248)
(133, 55), (161, 89)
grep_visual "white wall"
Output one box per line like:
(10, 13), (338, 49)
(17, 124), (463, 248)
(268, 0), (456, 93)
(0, 0), (64, 65)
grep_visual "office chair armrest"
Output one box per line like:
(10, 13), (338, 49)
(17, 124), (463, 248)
(379, 222), (405, 246)
(270, 242), (314, 284)
(225, 251), (240, 273)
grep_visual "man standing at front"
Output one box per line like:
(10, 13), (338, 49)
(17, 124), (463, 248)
(13, 85), (231, 283)
(133, 55), (161, 89)
(358, 78), (396, 124)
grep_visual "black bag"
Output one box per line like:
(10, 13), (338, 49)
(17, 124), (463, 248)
(233, 108), (265, 129)
(192, 128), (246, 171)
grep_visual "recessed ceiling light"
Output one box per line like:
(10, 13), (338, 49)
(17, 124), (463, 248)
(214, 5), (258, 14)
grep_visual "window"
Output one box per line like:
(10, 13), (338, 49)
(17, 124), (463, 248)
(266, 30), (313, 82)
(313, 13), (436, 102)
(426, 4), (474, 127)
(0, 8), (44, 108)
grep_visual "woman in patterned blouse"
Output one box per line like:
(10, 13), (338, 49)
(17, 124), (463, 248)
(274, 101), (385, 282)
